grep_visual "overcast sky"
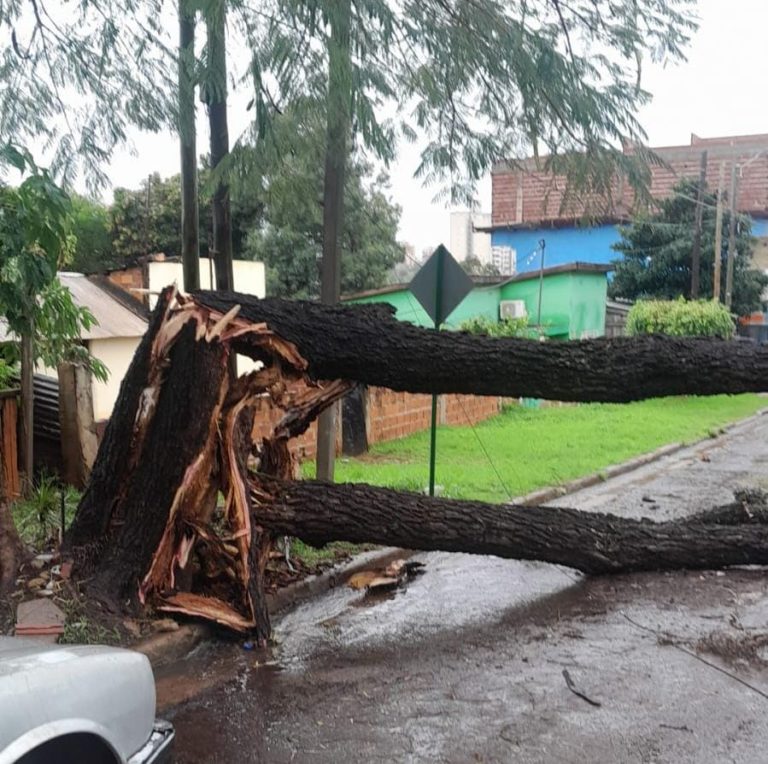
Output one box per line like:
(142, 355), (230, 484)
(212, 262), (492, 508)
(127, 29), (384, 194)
(105, 0), (767, 255)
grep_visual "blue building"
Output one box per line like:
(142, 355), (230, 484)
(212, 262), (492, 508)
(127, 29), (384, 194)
(486, 133), (768, 275)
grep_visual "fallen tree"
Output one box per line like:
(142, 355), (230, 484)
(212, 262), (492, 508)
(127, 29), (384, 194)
(195, 291), (768, 402)
(254, 481), (768, 575)
(62, 288), (768, 642)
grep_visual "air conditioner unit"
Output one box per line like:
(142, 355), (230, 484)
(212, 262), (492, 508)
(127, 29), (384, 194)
(500, 300), (527, 320)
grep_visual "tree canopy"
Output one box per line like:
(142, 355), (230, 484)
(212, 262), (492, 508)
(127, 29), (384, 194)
(610, 179), (768, 316)
(0, 146), (105, 376)
(242, 101), (404, 297)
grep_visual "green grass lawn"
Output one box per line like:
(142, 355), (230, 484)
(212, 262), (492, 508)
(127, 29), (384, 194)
(305, 394), (766, 504)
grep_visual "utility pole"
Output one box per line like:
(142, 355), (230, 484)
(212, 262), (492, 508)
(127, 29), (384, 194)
(690, 151), (707, 298)
(725, 164), (740, 311)
(536, 239), (546, 331)
(316, 0), (352, 482)
(712, 162), (725, 302)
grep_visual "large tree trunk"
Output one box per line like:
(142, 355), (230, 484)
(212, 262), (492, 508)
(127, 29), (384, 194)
(316, 0), (352, 482)
(195, 292), (768, 402)
(179, 0), (199, 292)
(255, 481), (768, 575)
(204, 0), (234, 293)
(66, 290), (768, 641)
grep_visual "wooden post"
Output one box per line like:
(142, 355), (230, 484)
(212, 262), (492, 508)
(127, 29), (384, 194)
(19, 330), (33, 493)
(690, 150), (708, 298)
(58, 363), (98, 489)
(725, 164), (740, 311)
(316, 0), (352, 483)
(713, 162), (725, 302)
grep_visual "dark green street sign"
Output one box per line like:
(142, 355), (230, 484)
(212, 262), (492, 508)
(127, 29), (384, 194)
(408, 244), (473, 497)
(409, 244), (473, 327)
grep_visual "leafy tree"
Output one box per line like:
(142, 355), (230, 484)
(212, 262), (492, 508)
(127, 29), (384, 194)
(0, 145), (106, 485)
(70, 196), (113, 273)
(242, 103), (404, 297)
(462, 257), (500, 278)
(610, 179), (768, 316)
(107, 169), (261, 269)
(110, 173), (186, 264)
(0, 0), (175, 190)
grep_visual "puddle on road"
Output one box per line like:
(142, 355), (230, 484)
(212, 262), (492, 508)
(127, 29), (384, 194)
(156, 552), (582, 709)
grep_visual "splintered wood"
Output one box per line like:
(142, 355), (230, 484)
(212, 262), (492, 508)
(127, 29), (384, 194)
(65, 287), (351, 642)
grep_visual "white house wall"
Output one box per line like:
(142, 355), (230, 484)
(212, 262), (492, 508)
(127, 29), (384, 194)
(89, 336), (142, 421)
(147, 259), (266, 308)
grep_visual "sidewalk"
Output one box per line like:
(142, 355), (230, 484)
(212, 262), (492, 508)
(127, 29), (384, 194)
(549, 411), (768, 519)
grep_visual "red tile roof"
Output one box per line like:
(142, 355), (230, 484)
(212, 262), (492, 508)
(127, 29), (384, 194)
(492, 133), (768, 227)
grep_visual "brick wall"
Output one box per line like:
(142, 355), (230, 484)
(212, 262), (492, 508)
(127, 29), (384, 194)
(248, 387), (502, 461)
(106, 265), (145, 300)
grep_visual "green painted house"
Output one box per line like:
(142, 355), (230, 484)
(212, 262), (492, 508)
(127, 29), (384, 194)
(344, 262), (611, 339)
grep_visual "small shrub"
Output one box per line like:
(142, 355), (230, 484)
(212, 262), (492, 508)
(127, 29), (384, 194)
(12, 474), (81, 546)
(460, 316), (534, 338)
(626, 298), (734, 339)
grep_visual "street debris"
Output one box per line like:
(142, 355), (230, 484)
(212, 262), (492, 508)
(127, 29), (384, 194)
(562, 669), (602, 707)
(347, 559), (426, 593)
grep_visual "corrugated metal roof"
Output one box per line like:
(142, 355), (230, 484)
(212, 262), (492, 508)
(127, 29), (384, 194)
(0, 273), (148, 343)
(56, 273), (148, 340)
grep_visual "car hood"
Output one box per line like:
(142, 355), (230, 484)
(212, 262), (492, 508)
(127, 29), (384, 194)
(0, 637), (156, 762)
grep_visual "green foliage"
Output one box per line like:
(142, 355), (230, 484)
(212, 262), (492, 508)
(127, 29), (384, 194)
(0, 146), (107, 380)
(626, 299), (735, 339)
(241, 101), (405, 297)
(611, 179), (768, 315)
(462, 257), (500, 278)
(0, 358), (15, 390)
(11, 473), (81, 546)
(110, 173), (187, 264)
(316, 395), (765, 504)
(460, 316), (534, 338)
(0, 0), (174, 191)
(262, 0), (697, 206)
(70, 196), (113, 273)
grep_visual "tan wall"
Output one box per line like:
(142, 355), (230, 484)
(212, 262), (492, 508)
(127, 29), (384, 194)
(89, 336), (142, 421)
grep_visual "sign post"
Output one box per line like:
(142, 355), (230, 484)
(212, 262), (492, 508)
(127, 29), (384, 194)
(409, 245), (473, 496)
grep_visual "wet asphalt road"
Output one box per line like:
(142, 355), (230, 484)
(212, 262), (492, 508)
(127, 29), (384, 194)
(161, 412), (768, 763)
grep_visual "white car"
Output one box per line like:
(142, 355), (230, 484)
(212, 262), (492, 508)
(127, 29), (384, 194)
(0, 636), (173, 764)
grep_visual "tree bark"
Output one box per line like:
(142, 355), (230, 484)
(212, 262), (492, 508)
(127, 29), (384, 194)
(179, 0), (200, 292)
(66, 291), (768, 639)
(0, 465), (23, 596)
(316, 0), (353, 483)
(195, 293), (768, 402)
(204, 0), (234, 294)
(256, 480), (768, 575)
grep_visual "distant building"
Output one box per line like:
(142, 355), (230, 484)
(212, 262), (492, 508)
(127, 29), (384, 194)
(487, 133), (768, 275)
(450, 211), (493, 266)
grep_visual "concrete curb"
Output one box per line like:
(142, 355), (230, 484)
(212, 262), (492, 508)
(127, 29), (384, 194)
(133, 546), (407, 668)
(508, 407), (768, 507)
